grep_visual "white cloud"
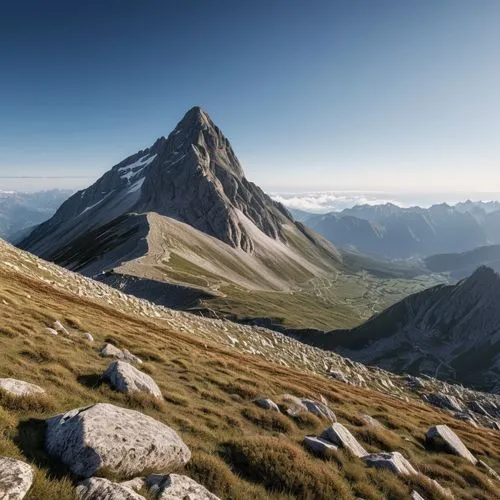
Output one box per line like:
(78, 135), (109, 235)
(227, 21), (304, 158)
(270, 191), (407, 213)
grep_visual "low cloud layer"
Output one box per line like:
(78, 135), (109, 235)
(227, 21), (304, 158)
(270, 191), (406, 213)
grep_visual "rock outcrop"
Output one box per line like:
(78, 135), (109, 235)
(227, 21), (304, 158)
(146, 474), (220, 500)
(363, 451), (418, 476)
(253, 398), (280, 412)
(425, 425), (477, 464)
(0, 457), (34, 500)
(45, 403), (191, 477)
(99, 343), (142, 364)
(0, 378), (45, 397)
(303, 436), (338, 457)
(102, 360), (162, 398)
(76, 478), (144, 500)
(320, 423), (368, 457)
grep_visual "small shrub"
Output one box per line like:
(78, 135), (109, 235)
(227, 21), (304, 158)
(241, 407), (295, 434)
(0, 389), (56, 413)
(223, 436), (353, 499)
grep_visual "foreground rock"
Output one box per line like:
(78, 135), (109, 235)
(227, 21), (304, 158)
(103, 360), (162, 398)
(253, 398), (280, 412)
(320, 423), (367, 457)
(0, 378), (45, 397)
(99, 343), (142, 364)
(302, 398), (336, 421)
(76, 478), (144, 500)
(303, 436), (338, 457)
(425, 425), (477, 464)
(363, 451), (418, 476)
(45, 403), (191, 477)
(146, 474), (220, 500)
(0, 457), (34, 500)
(361, 414), (383, 429)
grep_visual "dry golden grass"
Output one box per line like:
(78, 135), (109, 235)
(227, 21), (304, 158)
(0, 265), (499, 499)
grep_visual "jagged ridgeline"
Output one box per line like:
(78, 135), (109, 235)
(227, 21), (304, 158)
(19, 106), (341, 295)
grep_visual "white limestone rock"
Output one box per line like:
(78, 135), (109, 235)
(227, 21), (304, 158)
(425, 425), (477, 464)
(99, 343), (142, 364)
(145, 474), (220, 500)
(302, 399), (336, 421)
(45, 403), (191, 478)
(320, 423), (368, 457)
(102, 360), (162, 398)
(76, 478), (145, 499)
(53, 320), (70, 336)
(360, 414), (384, 429)
(0, 456), (34, 500)
(363, 451), (418, 476)
(253, 398), (280, 412)
(0, 378), (45, 397)
(303, 436), (338, 457)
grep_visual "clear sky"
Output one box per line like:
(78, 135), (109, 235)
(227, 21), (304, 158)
(1, 0), (499, 194)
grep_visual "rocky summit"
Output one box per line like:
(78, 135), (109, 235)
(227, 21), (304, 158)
(18, 107), (340, 296)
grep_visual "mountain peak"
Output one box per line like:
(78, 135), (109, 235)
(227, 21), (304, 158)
(466, 265), (500, 286)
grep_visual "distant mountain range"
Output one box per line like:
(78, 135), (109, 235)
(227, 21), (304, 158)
(19, 107), (342, 305)
(294, 266), (500, 393)
(304, 201), (500, 259)
(0, 190), (72, 242)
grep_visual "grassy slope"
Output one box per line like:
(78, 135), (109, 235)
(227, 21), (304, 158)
(0, 263), (499, 499)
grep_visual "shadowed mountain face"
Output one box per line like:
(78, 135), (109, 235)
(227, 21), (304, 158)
(19, 107), (341, 294)
(306, 203), (500, 259)
(298, 266), (500, 393)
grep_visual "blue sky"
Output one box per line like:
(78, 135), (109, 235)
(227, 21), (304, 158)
(1, 1), (499, 194)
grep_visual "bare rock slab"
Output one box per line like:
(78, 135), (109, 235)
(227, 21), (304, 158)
(100, 343), (142, 364)
(76, 478), (145, 499)
(0, 456), (34, 500)
(253, 398), (280, 412)
(45, 403), (191, 478)
(303, 436), (338, 457)
(302, 399), (336, 421)
(363, 451), (418, 476)
(320, 423), (368, 457)
(0, 378), (45, 397)
(103, 360), (162, 398)
(146, 474), (220, 500)
(425, 425), (477, 464)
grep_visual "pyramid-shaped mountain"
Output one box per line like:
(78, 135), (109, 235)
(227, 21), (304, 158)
(19, 107), (340, 297)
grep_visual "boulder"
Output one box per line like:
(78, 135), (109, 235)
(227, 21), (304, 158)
(83, 332), (94, 342)
(363, 451), (418, 476)
(145, 474), (220, 500)
(303, 436), (338, 457)
(361, 414), (383, 429)
(76, 478), (145, 499)
(302, 399), (336, 421)
(0, 378), (45, 397)
(425, 393), (463, 413)
(102, 361), (162, 398)
(253, 398), (280, 412)
(53, 320), (70, 335)
(46, 328), (58, 336)
(320, 423), (368, 457)
(45, 403), (191, 478)
(425, 425), (477, 464)
(99, 343), (142, 364)
(0, 456), (34, 500)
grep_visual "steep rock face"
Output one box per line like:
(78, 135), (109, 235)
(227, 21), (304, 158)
(20, 107), (295, 257)
(319, 266), (500, 392)
(19, 107), (340, 293)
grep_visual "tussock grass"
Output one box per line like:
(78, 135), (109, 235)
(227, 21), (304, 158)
(0, 263), (498, 499)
